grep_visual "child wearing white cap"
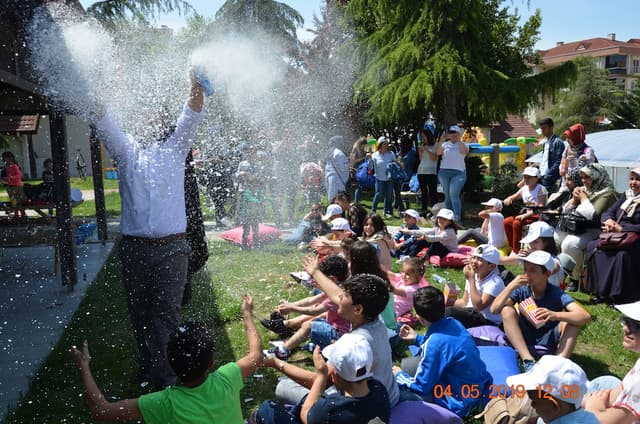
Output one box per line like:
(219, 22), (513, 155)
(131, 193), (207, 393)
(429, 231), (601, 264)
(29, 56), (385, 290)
(500, 221), (567, 288)
(446, 244), (506, 328)
(503, 166), (548, 253)
(584, 300), (640, 423)
(255, 333), (390, 424)
(392, 208), (429, 258)
(457, 197), (508, 250)
(506, 355), (598, 423)
(490, 250), (591, 371)
(399, 208), (459, 260)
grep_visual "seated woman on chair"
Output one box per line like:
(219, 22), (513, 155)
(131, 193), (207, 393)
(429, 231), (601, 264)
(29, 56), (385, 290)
(586, 167), (640, 304)
(555, 163), (618, 291)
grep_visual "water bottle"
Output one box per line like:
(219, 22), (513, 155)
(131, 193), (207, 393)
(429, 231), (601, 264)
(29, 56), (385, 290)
(193, 65), (214, 97)
(432, 274), (446, 285)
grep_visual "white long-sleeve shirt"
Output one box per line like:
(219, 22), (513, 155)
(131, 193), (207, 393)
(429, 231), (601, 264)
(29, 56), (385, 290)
(95, 102), (205, 237)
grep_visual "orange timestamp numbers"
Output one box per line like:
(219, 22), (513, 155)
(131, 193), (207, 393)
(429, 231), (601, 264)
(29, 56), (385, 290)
(433, 384), (582, 400)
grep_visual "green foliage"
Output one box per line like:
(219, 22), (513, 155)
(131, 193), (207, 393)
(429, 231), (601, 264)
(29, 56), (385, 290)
(491, 162), (520, 213)
(214, 0), (303, 55)
(85, 0), (195, 28)
(613, 80), (640, 129)
(547, 57), (625, 132)
(342, 0), (576, 127)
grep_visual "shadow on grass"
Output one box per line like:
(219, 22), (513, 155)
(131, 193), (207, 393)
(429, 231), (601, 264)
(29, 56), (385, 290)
(5, 241), (238, 423)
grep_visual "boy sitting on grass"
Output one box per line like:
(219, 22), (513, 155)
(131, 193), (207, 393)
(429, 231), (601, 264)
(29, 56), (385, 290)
(254, 333), (390, 424)
(394, 286), (492, 417)
(266, 257), (400, 408)
(69, 294), (261, 423)
(261, 255), (351, 359)
(490, 250), (591, 371)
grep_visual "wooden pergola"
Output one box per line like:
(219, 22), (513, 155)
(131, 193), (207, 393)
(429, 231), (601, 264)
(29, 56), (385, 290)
(0, 2), (109, 289)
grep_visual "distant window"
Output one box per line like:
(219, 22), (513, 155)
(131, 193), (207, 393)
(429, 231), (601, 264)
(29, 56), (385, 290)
(633, 59), (640, 74)
(606, 54), (627, 69)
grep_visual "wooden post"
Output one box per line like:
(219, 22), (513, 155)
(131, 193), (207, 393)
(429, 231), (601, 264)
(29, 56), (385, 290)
(50, 111), (77, 289)
(490, 143), (501, 176)
(89, 125), (108, 243)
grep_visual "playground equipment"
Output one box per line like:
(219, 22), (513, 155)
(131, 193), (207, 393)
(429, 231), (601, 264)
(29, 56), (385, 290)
(502, 137), (538, 169)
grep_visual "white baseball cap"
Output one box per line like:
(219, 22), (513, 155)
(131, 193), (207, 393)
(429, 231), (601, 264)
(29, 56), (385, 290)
(322, 204), (343, 221)
(436, 208), (455, 221)
(448, 125), (462, 135)
(522, 250), (555, 272)
(520, 221), (555, 244)
(401, 209), (420, 220)
(523, 166), (541, 178)
(615, 301), (640, 322)
(506, 355), (588, 406)
(480, 198), (503, 211)
(330, 217), (352, 232)
(322, 333), (374, 382)
(377, 136), (389, 146)
(472, 244), (500, 265)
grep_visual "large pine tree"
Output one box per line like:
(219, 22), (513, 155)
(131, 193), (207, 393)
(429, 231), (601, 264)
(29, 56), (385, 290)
(342, 0), (576, 127)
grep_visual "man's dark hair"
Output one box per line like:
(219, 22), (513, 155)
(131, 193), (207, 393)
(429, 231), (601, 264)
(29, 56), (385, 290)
(318, 255), (349, 283)
(333, 191), (352, 203)
(413, 286), (445, 323)
(539, 118), (554, 127)
(167, 321), (214, 382)
(342, 273), (389, 322)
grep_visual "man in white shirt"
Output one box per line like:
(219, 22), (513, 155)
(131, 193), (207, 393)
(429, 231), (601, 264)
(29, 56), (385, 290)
(92, 70), (205, 389)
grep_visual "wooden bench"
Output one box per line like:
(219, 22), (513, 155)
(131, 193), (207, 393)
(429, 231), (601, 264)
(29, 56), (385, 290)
(0, 220), (59, 273)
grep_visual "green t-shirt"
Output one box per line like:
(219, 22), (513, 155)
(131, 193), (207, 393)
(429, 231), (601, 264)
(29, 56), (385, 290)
(138, 362), (244, 424)
(380, 295), (397, 331)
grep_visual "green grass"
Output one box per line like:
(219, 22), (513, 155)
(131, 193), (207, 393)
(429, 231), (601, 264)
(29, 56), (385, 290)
(5, 189), (637, 423)
(73, 192), (122, 217)
(6, 234), (637, 423)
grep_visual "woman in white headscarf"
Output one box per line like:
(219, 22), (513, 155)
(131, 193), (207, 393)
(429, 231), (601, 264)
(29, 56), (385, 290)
(555, 163), (618, 290)
(586, 167), (640, 303)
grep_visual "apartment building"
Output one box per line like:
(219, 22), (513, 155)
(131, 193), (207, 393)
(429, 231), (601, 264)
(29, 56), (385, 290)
(537, 33), (640, 93)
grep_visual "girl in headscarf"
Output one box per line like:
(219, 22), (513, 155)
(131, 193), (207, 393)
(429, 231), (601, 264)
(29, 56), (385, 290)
(556, 163), (618, 290)
(586, 167), (640, 303)
(558, 123), (597, 193)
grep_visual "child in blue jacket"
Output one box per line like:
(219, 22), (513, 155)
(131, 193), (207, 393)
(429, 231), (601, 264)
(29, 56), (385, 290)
(394, 286), (492, 417)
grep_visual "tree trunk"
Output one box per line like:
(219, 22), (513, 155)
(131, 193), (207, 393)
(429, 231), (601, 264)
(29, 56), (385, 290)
(442, 89), (457, 127)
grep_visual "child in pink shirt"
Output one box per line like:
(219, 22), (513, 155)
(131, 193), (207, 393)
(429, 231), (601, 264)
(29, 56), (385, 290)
(387, 257), (429, 324)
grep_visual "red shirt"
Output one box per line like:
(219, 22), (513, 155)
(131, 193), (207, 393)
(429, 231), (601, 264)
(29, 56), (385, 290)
(4, 163), (22, 186)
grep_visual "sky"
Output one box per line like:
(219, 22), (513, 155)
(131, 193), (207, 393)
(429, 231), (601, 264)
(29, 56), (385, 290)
(78, 0), (640, 49)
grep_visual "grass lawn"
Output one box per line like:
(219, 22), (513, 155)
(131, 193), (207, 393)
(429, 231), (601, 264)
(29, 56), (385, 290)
(6, 234), (637, 423)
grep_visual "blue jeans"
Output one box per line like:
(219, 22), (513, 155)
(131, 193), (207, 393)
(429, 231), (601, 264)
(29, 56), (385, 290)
(438, 169), (466, 221)
(372, 179), (393, 214)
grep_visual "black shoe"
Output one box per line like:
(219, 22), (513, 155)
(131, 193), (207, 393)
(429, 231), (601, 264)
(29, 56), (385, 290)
(566, 279), (579, 292)
(260, 318), (293, 339)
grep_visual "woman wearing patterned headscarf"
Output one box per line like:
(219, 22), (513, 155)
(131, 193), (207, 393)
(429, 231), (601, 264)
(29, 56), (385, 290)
(558, 123), (598, 193)
(586, 167), (640, 303)
(555, 163), (618, 290)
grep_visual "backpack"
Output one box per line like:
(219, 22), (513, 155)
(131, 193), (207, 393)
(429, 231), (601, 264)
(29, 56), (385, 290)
(386, 161), (408, 182)
(355, 161), (376, 189)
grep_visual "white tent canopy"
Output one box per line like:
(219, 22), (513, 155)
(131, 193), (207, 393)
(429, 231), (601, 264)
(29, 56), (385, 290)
(525, 129), (640, 193)
(585, 129), (640, 193)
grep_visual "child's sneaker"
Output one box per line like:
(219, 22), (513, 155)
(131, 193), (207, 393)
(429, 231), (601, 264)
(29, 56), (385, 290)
(267, 346), (289, 361)
(301, 342), (316, 352)
(260, 317), (293, 339)
(522, 359), (536, 372)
